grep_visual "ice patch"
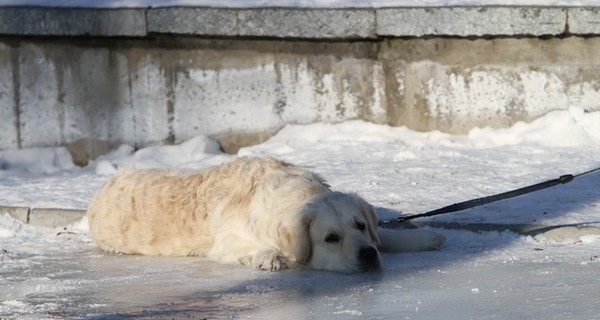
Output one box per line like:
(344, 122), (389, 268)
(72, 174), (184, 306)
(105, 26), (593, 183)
(333, 309), (363, 316)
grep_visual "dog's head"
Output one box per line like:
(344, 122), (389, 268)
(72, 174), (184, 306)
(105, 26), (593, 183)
(280, 192), (382, 273)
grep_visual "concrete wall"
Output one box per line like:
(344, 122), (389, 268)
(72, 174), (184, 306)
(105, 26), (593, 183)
(1, 7), (600, 156)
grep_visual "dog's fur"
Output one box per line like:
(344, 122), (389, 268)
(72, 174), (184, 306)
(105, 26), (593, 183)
(87, 157), (445, 273)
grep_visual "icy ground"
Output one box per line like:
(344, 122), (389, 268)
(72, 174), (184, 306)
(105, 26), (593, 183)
(1, 106), (600, 319)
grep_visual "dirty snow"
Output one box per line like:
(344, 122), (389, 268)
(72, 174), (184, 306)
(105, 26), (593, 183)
(1, 106), (600, 319)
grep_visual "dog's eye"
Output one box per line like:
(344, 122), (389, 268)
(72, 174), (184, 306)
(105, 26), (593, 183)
(325, 233), (340, 243)
(355, 221), (366, 232)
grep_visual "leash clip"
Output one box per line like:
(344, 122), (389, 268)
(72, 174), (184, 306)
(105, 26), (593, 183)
(559, 174), (573, 184)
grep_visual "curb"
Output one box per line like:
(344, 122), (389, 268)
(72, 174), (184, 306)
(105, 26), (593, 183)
(1, 206), (86, 228)
(3, 205), (600, 244)
(393, 220), (600, 243)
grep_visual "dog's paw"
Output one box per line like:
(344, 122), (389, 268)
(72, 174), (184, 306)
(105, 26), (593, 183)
(413, 231), (446, 251)
(378, 228), (446, 253)
(428, 233), (446, 250)
(252, 250), (287, 271)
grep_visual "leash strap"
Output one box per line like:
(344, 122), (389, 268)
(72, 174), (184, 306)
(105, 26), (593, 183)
(395, 166), (600, 223)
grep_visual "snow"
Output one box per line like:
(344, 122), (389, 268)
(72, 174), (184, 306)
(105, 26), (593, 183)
(1, 106), (600, 319)
(1, 0), (600, 8)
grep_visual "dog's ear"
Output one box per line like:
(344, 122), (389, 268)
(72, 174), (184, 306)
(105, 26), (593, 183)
(352, 195), (381, 246)
(279, 215), (313, 267)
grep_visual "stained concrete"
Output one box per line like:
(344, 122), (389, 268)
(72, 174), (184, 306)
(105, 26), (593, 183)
(1, 6), (600, 160)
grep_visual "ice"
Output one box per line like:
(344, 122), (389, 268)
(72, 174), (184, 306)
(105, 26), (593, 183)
(1, 107), (600, 318)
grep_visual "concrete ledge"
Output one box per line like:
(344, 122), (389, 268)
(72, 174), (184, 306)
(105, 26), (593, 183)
(1, 6), (600, 38)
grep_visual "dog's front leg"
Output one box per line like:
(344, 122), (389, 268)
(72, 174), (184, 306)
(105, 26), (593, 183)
(207, 232), (290, 271)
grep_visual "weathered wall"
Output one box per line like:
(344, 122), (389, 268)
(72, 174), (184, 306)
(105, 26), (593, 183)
(2, 36), (600, 155)
(381, 38), (600, 132)
(1, 6), (600, 156)
(0, 38), (387, 153)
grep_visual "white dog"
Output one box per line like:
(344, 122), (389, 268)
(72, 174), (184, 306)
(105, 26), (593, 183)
(87, 157), (444, 273)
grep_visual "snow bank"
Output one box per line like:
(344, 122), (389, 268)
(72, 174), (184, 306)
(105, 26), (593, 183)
(1, 107), (598, 180)
(468, 107), (600, 147)
(0, 147), (75, 178)
(243, 107), (600, 158)
(92, 135), (226, 175)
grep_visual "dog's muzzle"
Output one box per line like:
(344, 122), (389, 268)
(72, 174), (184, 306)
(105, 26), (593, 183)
(358, 246), (381, 272)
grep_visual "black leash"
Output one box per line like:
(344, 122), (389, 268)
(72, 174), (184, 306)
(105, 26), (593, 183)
(393, 166), (600, 224)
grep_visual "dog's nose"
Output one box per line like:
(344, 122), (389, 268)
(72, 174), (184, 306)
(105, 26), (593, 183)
(358, 246), (378, 263)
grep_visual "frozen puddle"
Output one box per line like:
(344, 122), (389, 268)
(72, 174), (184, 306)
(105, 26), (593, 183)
(2, 220), (600, 319)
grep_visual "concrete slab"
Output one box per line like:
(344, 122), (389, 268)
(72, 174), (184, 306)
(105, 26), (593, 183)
(147, 8), (376, 38)
(28, 208), (86, 228)
(0, 7), (146, 36)
(568, 7), (600, 34)
(0, 206), (29, 223)
(235, 8), (376, 38)
(147, 7), (238, 36)
(377, 7), (567, 37)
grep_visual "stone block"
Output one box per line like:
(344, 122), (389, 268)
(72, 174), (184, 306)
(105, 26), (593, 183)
(0, 8), (146, 36)
(568, 8), (600, 35)
(148, 8), (376, 39)
(377, 7), (566, 37)
(147, 8), (238, 36)
(236, 9), (376, 38)
(29, 208), (86, 228)
(0, 206), (30, 223)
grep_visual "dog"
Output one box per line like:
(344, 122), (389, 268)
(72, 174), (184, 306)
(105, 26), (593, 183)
(87, 157), (445, 273)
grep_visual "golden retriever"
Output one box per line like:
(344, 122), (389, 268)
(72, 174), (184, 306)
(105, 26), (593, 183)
(87, 157), (445, 273)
